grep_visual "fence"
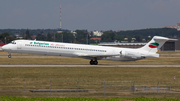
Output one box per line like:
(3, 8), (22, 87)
(135, 85), (171, 94)
(0, 78), (179, 98)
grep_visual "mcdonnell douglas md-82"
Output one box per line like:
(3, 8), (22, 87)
(1, 36), (177, 65)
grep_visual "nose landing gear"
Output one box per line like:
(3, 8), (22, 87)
(8, 52), (11, 58)
(90, 59), (98, 65)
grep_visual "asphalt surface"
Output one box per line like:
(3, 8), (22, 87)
(0, 65), (180, 67)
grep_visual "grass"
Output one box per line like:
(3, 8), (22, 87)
(0, 51), (180, 98)
(1, 67), (180, 85)
(0, 51), (180, 65)
(0, 67), (180, 98)
(1, 96), (180, 101)
(0, 96), (116, 101)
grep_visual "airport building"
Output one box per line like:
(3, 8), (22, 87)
(93, 31), (103, 36)
(161, 38), (180, 51)
(99, 38), (180, 51)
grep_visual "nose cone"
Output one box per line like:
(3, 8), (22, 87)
(1, 45), (8, 51)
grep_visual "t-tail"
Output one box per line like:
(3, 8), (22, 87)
(140, 36), (177, 53)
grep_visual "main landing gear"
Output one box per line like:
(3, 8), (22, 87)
(90, 59), (98, 65)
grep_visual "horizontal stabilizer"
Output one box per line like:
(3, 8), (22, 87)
(140, 36), (178, 53)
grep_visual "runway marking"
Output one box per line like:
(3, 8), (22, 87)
(0, 65), (180, 67)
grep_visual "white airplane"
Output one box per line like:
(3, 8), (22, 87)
(1, 36), (177, 65)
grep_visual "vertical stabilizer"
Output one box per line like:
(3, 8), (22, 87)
(140, 36), (177, 53)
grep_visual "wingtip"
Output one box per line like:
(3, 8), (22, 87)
(168, 38), (178, 41)
(153, 36), (178, 41)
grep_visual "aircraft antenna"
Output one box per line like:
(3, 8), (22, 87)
(60, 4), (62, 29)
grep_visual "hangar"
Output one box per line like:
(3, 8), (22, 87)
(161, 38), (180, 51)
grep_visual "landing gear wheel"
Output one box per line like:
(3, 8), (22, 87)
(94, 60), (98, 65)
(8, 55), (11, 58)
(90, 60), (94, 65)
(90, 60), (98, 65)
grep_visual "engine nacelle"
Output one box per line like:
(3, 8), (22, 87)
(120, 51), (145, 59)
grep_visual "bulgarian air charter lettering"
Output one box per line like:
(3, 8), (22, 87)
(30, 42), (49, 45)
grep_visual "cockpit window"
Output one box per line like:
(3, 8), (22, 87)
(11, 41), (16, 44)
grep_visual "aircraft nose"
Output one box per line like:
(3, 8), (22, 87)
(1, 45), (8, 51)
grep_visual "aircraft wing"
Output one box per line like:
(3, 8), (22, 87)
(73, 53), (119, 59)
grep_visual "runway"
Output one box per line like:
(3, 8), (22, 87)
(0, 65), (180, 67)
(0, 56), (180, 58)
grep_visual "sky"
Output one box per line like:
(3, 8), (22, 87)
(0, 0), (180, 31)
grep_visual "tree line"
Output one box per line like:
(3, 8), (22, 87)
(116, 28), (180, 38)
(0, 28), (180, 44)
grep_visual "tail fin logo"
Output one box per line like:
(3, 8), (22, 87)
(149, 42), (159, 48)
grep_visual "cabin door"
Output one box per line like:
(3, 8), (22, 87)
(17, 42), (22, 49)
